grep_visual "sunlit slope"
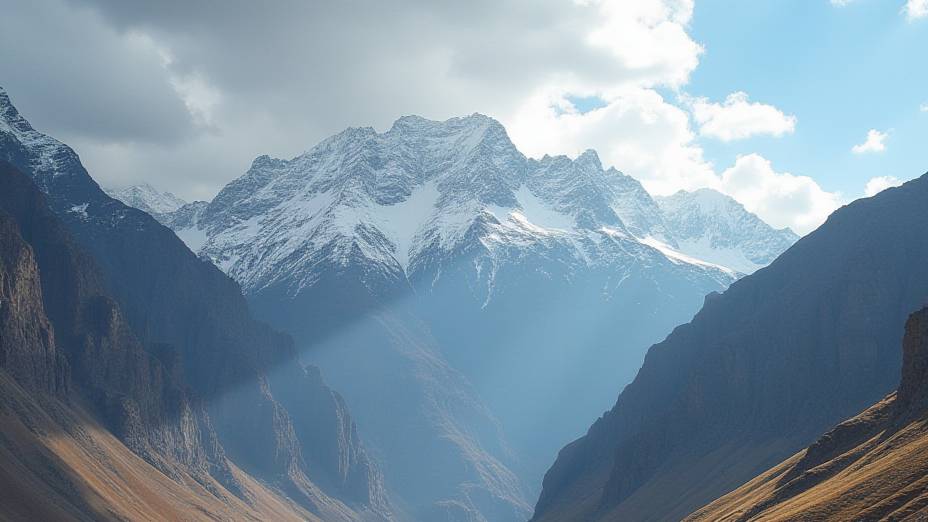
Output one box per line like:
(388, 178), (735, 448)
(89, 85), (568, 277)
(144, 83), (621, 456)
(0, 372), (316, 522)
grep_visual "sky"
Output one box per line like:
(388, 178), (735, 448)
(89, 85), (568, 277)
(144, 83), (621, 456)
(0, 0), (925, 235)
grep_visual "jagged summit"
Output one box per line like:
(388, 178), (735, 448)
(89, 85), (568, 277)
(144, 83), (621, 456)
(575, 148), (603, 170)
(390, 112), (502, 131)
(105, 182), (187, 218)
(657, 188), (799, 274)
(160, 113), (795, 297)
(0, 87), (81, 189)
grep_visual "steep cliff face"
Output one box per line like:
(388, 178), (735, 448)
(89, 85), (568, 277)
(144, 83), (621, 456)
(0, 213), (67, 396)
(533, 173), (928, 522)
(0, 161), (235, 492)
(0, 87), (390, 520)
(688, 306), (928, 521)
(898, 307), (928, 414)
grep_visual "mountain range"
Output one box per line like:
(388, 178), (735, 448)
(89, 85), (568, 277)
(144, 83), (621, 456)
(4, 78), (928, 522)
(110, 113), (797, 519)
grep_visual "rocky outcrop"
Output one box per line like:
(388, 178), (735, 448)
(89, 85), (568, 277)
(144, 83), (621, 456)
(898, 306), (928, 413)
(688, 307), (928, 521)
(533, 172), (928, 522)
(0, 213), (67, 395)
(0, 87), (391, 520)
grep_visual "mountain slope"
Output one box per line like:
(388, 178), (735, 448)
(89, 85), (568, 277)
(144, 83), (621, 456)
(533, 173), (928, 522)
(0, 86), (391, 521)
(0, 375), (317, 522)
(688, 306), (928, 522)
(161, 113), (793, 518)
(0, 162), (315, 522)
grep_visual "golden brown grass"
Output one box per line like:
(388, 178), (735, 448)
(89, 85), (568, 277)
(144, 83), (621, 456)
(0, 371), (317, 522)
(688, 396), (928, 522)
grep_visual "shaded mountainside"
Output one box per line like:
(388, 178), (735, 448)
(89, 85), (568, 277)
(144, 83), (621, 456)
(688, 306), (928, 521)
(0, 163), (315, 521)
(158, 112), (794, 516)
(0, 88), (390, 521)
(533, 172), (928, 522)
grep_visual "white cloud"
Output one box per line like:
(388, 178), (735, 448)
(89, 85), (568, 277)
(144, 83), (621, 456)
(582, 0), (703, 88)
(507, 86), (717, 197)
(864, 175), (903, 196)
(509, 90), (839, 235)
(0, 0), (841, 237)
(834, 0), (926, 20)
(690, 92), (796, 142)
(717, 154), (843, 235)
(3, 0), (707, 200)
(905, 0), (928, 20)
(920, 103), (928, 112)
(851, 129), (888, 154)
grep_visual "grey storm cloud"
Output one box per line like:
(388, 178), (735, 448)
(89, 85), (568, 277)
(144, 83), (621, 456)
(1, 0), (694, 200)
(0, 0), (196, 145)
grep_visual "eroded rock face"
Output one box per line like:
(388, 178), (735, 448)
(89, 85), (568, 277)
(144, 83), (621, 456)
(899, 307), (928, 413)
(0, 160), (241, 496)
(0, 212), (67, 395)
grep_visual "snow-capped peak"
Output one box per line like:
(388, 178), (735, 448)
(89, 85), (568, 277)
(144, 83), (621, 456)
(162, 114), (796, 298)
(0, 86), (79, 184)
(657, 188), (798, 274)
(106, 183), (188, 216)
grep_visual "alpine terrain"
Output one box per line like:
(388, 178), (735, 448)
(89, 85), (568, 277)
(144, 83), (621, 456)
(2, 2), (921, 521)
(0, 87), (393, 522)
(133, 113), (797, 518)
